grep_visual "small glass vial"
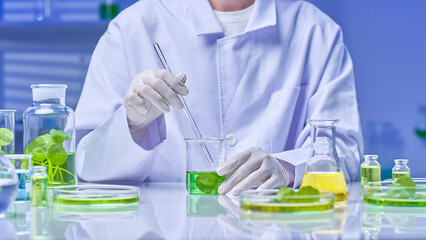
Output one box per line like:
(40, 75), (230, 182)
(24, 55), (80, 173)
(360, 155), (381, 187)
(392, 159), (410, 181)
(31, 166), (47, 207)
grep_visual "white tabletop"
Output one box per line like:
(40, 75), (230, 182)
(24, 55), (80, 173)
(2, 182), (426, 240)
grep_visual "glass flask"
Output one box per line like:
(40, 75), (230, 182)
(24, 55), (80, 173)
(360, 155), (381, 187)
(5, 154), (32, 201)
(392, 159), (410, 181)
(0, 110), (17, 154)
(0, 154), (18, 217)
(185, 138), (227, 195)
(23, 84), (75, 187)
(300, 119), (348, 202)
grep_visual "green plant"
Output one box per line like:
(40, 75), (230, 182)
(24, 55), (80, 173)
(276, 186), (320, 203)
(25, 129), (74, 183)
(0, 128), (13, 154)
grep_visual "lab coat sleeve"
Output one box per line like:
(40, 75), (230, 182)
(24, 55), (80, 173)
(272, 29), (364, 188)
(75, 20), (165, 182)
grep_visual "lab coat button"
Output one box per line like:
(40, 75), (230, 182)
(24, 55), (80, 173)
(225, 134), (237, 146)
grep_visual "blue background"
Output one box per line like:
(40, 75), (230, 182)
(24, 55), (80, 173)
(0, 0), (425, 179)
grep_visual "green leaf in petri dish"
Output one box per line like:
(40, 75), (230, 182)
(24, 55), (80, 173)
(395, 176), (416, 196)
(195, 172), (218, 194)
(50, 129), (72, 144)
(0, 128), (13, 146)
(0, 150), (6, 154)
(276, 187), (295, 203)
(385, 189), (411, 199)
(296, 186), (320, 203)
(47, 143), (68, 166)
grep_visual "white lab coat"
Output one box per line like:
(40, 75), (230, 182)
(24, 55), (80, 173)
(75, 0), (363, 187)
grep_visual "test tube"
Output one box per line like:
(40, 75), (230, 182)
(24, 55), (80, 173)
(31, 166), (48, 207)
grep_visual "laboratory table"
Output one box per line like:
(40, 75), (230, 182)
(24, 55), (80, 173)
(1, 182), (426, 240)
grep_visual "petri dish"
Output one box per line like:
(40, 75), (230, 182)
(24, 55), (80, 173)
(240, 189), (335, 212)
(53, 184), (140, 205)
(363, 179), (426, 206)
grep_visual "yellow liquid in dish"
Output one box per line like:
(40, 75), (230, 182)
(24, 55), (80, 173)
(300, 172), (348, 202)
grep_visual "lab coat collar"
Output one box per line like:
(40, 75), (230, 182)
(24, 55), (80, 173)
(187, 0), (277, 36)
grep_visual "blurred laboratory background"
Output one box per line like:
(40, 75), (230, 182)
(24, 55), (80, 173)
(0, 0), (425, 179)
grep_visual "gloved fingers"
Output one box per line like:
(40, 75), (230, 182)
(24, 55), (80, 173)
(125, 93), (149, 115)
(218, 154), (263, 195)
(151, 69), (188, 96)
(143, 76), (184, 109)
(134, 84), (170, 113)
(176, 73), (187, 84)
(217, 147), (259, 176)
(257, 175), (282, 191)
(230, 168), (271, 196)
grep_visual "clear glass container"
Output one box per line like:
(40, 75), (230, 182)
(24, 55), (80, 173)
(240, 189), (335, 212)
(31, 166), (48, 207)
(23, 84), (75, 187)
(363, 179), (426, 206)
(185, 138), (227, 195)
(53, 185), (139, 205)
(392, 159), (410, 181)
(300, 119), (349, 202)
(5, 154), (32, 201)
(361, 155), (381, 186)
(0, 154), (18, 217)
(0, 110), (17, 154)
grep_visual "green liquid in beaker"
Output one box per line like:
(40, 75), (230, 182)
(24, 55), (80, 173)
(99, 3), (119, 20)
(392, 172), (410, 181)
(186, 171), (226, 195)
(361, 166), (381, 186)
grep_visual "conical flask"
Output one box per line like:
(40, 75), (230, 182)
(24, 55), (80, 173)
(300, 120), (348, 201)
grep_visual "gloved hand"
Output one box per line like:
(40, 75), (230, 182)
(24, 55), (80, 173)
(124, 69), (188, 130)
(217, 147), (291, 195)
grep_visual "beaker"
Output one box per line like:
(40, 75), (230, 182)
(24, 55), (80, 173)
(300, 120), (349, 201)
(392, 159), (410, 181)
(23, 84), (75, 187)
(5, 154), (32, 201)
(0, 110), (17, 154)
(185, 138), (227, 195)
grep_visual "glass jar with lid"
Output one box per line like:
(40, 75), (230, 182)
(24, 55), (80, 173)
(23, 84), (75, 187)
(392, 159), (410, 181)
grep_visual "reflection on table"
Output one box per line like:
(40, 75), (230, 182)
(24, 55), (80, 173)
(2, 182), (426, 239)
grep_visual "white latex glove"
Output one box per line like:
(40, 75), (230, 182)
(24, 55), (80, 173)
(217, 147), (290, 195)
(124, 69), (188, 130)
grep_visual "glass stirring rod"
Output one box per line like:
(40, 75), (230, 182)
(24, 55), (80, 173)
(153, 42), (215, 166)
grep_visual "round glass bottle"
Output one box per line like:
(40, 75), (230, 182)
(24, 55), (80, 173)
(23, 84), (75, 187)
(360, 155), (381, 186)
(300, 119), (348, 202)
(392, 159), (410, 181)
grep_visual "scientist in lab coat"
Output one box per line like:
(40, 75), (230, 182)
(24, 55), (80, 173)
(75, 0), (363, 195)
